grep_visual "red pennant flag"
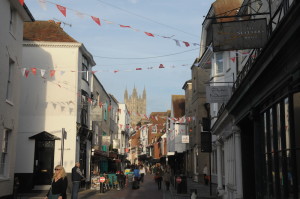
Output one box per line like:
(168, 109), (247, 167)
(25, 70), (30, 78)
(92, 70), (97, 74)
(136, 68), (142, 70)
(183, 41), (190, 47)
(108, 105), (112, 112)
(114, 70), (119, 73)
(120, 25), (131, 28)
(31, 68), (37, 75)
(91, 16), (101, 26)
(144, 32), (154, 37)
(19, 0), (24, 5)
(159, 64), (165, 68)
(56, 5), (66, 17)
(50, 70), (56, 77)
(99, 102), (103, 108)
(230, 57), (236, 62)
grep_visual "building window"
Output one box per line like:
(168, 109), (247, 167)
(104, 102), (108, 121)
(0, 129), (11, 177)
(81, 91), (89, 126)
(215, 52), (224, 74)
(82, 56), (89, 82)
(152, 126), (157, 134)
(9, 8), (16, 34)
(6, 59), (14, 102)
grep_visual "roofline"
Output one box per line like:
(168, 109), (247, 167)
(109, 94), (119, 104)
(182, 80), (192, 90)
(80, 44), (96, 66)
(23, 3), (35, 21)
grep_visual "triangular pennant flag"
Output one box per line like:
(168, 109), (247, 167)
(183, 41), (190, 47)
(108, 105), (112, 112)
(50, 70), (56, 77)
(173, 39), (181, 47)
(120, 25), (131, 28)
(25, 70), (30, 78)
(92, 70), (97, 74)
(75, 11), (85, 19)
(91, 16), (101, 26)
(99, 102), (103, 108)
(21, 68), (26, 76)
(159, 64), (165, 68)
(103, 19), (114, 24)
(144, 32), (154, 37)
(114, 70), (119, 73)
(60, 71), (65, 76)
(37, 0), (47, 10)
(56, 4), (66, 17)
(136, 68), (142, 70)
(31, 68), (37, 75)
(40, 69), (46, 77)
(230, 57), (236, 62)
(19, 0), (24, 5)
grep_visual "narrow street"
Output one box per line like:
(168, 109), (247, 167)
(79, 174), (167, 199)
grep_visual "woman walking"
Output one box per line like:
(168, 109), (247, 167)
(139, 165), (146, 183)
(45, 165), (68, 199)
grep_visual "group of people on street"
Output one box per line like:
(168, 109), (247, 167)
(44, 162), (85, 199)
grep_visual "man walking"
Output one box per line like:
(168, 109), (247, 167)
(71, 162), (85, 199)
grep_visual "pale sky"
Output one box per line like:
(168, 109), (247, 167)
(25, 0), (215, 114)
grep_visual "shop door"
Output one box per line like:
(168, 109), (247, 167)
(34, 140), (55, 185)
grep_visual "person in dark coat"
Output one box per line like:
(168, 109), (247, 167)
(71, 162), (85, 199)
(45, 165), (68, 199)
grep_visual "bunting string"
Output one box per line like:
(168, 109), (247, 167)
(34, 0), (200, 48)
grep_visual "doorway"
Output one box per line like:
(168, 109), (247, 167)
(34, 140), (55, 185)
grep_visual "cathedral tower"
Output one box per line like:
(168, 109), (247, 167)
(124, 86), (147, 126)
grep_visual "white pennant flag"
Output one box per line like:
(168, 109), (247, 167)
(60, 71), (65, 76)
(37, 0), (47, 10)
(21, 68), (26, 76)
(40, 69), (46, 77)
(75, 11), (85, 19)
(173, 39), (181, 47)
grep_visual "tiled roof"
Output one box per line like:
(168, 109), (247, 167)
(172, 95), (185, 118)
(23, 20), (77, 42)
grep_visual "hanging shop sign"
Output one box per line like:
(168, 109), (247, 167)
(212, 19), (267, 52)
(206, 86), (231, 103)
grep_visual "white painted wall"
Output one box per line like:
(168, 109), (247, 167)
(0, 0), (32, 197)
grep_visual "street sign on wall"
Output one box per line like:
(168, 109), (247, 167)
(212, 19), (267, 52)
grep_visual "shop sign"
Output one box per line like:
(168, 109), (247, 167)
(212, 19), (267, 52)
(102, 136), (110, 146)
(182, 135), (189, 143)
(206, 86), (231, 103)
(176, 176), (182, 184)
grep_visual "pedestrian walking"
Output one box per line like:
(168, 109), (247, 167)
(203, 164), (208, 185)
(154, 164), (163, 190)
(117, 171), (125, 189)
(71, 162), (85, 199)
(139, 165), (146, 183)
(45, 165), (68, 199)
(163, 169), (170, 191)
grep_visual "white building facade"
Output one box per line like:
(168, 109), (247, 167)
(0, 0), (33, 197)
(15, 21), (95, 191)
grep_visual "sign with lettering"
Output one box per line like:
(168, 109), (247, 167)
(206, 86), (231, 103)
(182, 135), (189, 143)
(212, 19), (267, 52)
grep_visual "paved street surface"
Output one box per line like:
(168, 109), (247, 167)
(18, 174), (216, 199)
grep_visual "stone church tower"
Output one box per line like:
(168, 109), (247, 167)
(124, 86), (146, 126)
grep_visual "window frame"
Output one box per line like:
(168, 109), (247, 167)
(6, 59), (14, 103)
(0, 129), (11, 178)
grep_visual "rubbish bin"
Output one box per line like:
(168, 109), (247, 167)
(176, 175), (187, 194)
